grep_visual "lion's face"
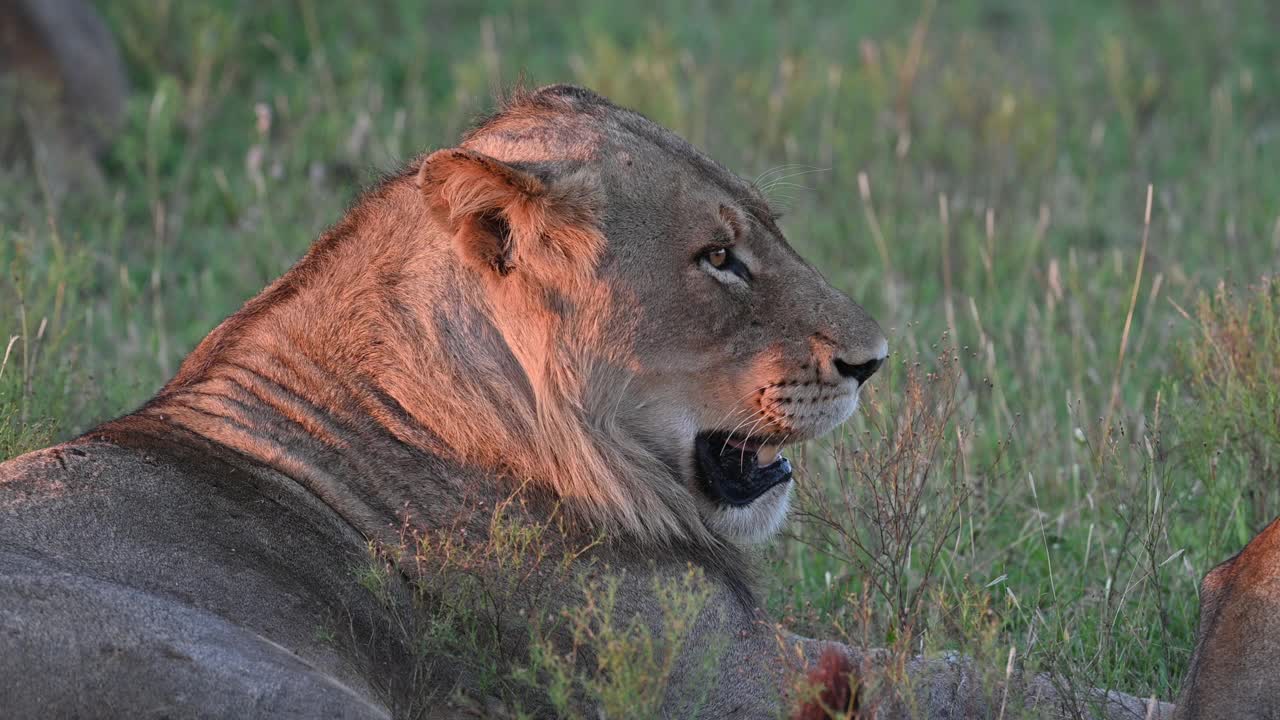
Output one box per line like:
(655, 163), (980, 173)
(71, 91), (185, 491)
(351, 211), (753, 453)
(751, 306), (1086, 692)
(600, 158), (888, 544)
(420, 85), (885, 546)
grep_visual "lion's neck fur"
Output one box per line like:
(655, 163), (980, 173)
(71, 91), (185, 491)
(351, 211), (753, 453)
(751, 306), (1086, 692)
(141, 170), (724, 555)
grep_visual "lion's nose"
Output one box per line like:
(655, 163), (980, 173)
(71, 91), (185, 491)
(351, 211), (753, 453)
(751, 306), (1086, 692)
(834, 355), (884, 384)
(830, 337), (889, 384)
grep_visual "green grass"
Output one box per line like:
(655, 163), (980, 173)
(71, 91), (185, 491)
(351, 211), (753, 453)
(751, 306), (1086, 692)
(3, 0), (1279, 708)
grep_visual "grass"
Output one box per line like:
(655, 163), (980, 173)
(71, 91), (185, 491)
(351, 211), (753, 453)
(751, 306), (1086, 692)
(351, 491), (727, 719)
(3, 0), (1279, 711)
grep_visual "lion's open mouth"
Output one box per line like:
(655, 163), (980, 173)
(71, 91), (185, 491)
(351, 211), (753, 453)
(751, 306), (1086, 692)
(694, 431), (793, 507)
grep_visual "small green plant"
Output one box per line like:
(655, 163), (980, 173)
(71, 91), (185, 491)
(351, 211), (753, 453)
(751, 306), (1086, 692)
(351, 487), (725, 718)
(351, 491), (575, 717)
(1174, 278), (1280, 534)
(792, 347), (973, 648)
(520, 567), (721, 719)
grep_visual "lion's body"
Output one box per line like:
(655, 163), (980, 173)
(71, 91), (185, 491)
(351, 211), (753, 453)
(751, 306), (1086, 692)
(1174, 515), (1280, 720)
(0, 85), (1175, 718)
(0, 433), (392, 718)
(0, 431), (1175, 719)
(0, 424), (801, 718)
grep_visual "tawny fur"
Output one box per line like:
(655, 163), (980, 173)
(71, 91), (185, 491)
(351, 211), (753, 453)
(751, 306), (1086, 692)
(1175, 514), (1280, 720)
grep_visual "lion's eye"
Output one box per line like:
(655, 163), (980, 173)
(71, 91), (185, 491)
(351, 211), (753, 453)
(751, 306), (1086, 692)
(699, 245), (751, 282)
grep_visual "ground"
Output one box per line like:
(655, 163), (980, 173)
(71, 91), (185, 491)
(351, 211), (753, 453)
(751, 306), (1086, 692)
(2, 0), (1278, 707)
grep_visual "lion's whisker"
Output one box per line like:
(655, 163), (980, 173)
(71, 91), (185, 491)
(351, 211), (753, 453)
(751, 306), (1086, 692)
(706, 386), (770, 436)
(758, 167), (829, 187)
(761, 181), (815, 193)
(722, 409), (768, 456)
(736, 414), (773, 465)
(752, 163), (819, 187)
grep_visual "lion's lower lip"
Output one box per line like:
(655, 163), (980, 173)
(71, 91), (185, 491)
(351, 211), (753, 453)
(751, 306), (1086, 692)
(694, 431), (792, 507)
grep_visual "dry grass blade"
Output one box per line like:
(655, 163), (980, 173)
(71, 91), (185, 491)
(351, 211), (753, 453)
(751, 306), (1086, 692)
(857, 171), (893, 275)
(1100, 184), (1153, 459)
(0, 336), (19, 383)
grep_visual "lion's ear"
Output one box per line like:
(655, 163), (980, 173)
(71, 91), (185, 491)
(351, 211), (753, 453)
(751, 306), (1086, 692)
(416, 148), (554, 277)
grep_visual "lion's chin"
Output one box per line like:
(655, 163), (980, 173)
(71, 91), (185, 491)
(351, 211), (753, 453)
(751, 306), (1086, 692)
(701, 481), (794, 546)
(692, 430), (794, 544)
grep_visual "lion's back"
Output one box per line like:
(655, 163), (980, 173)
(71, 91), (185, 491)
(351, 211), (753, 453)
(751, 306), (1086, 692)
(0, 435), (394, 719)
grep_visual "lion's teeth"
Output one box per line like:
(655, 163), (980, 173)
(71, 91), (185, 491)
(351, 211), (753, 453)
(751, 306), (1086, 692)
(757, 444), (781, 465)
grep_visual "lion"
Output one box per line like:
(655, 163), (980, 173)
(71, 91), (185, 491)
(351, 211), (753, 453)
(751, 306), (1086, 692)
(0, 84), (1169, 718)
(0, 0), (128, 194)
(1174, 515), (1280, 719)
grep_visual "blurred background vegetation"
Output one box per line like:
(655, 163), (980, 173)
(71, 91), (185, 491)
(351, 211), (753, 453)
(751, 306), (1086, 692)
(3, 0), (1278, 704)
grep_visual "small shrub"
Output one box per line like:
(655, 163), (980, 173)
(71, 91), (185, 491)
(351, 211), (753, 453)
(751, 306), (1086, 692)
(352, 487), (724, 719)
(1175, 277), (1280, 532)
(520, 566), (720, 719)
(793, 348), (972, 647)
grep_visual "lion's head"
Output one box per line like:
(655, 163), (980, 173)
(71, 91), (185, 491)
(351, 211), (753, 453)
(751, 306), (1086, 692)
(156, 85), (884, 554)
(411, 85), (886, 548)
